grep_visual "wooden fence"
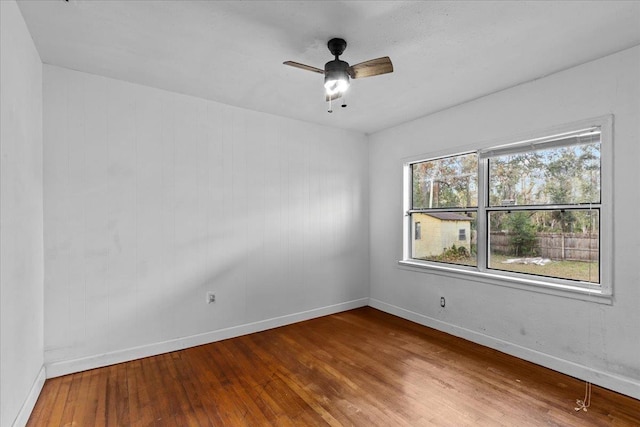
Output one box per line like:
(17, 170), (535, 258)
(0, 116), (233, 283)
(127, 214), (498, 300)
(490, 232), (598, 261)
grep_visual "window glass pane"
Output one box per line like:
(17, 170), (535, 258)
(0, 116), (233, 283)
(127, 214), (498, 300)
(488, 139), (600, 207)
(411, 212), (477, 266)
(488, 209), (599, 283)
(412, 153), (478, 209)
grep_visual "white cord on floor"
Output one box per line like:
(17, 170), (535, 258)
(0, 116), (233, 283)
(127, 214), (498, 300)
(574, 381), (592, 412)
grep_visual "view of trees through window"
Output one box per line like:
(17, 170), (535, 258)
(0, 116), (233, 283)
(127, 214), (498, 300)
(412, 153), (477, 209)
(409, 131), (601, 284)
(488, 140), (600, 207)
(410, 153), (478, 266)
(487, 137), (600, 282)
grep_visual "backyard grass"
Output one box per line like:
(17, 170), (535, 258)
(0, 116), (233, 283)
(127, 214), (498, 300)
(421, 254), (599, 283)
(489, 255), (599, 283)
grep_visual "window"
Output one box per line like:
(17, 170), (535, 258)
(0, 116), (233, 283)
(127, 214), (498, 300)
(408, 152), (478, 267)
(402, 116), (612, 297)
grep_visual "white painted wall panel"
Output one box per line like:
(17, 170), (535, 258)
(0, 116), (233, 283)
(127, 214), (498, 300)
(368, 46), (640, 398)
(0, 1), (45, 426)
(43, 65), (369, 370)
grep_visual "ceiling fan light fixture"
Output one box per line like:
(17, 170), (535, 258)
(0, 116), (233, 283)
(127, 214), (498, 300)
(324, 73), (349, 96)
(324, 68), (350, 96)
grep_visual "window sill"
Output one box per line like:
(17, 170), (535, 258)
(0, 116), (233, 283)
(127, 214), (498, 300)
(398, 260), (612, 305)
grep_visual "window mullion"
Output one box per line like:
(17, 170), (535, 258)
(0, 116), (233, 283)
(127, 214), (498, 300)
(408, 207), (477, 214)
(486, 204), (601, 212)
(477, 157), (489, 272)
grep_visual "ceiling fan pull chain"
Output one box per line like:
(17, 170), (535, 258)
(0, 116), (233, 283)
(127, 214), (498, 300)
(328, 95), (333, 113)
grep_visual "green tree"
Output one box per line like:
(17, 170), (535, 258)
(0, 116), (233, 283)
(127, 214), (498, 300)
(506, 212), (537, 256)
(489, 152), (543, 206)
(412, 154), (477, 209)
(543, 144), (599, 232)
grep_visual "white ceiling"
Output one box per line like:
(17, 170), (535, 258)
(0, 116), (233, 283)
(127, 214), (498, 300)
(16, 0), (640, 134)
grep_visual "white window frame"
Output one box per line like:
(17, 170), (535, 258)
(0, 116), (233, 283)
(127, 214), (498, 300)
(399, 115), (613, 304)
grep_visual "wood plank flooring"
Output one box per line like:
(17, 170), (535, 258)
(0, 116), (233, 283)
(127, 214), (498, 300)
(28, 307), (640, 426)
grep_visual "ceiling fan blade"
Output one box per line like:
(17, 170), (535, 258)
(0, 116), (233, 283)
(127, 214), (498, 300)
(283, 61), (325, 74)
(347, 56), (393, 79)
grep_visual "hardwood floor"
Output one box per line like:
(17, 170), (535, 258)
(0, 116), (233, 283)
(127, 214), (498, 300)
(28, 307), (640, 426)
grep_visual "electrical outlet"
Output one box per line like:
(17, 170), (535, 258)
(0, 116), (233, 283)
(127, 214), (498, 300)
(207, 292), (216, 304)
(440, 296), (446, 308)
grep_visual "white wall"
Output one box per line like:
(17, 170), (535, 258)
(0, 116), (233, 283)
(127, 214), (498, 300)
(0, 1), (45, 426)
(369, 46), (640, 399)
(42, 65), (369, 375)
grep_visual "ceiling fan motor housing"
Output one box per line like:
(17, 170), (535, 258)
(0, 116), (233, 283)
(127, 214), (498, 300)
(327, 38), (347, 57)
(325, 59), (350, 76)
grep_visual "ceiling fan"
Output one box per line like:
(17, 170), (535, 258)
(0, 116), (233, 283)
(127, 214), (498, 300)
(284, 38), (393, 112)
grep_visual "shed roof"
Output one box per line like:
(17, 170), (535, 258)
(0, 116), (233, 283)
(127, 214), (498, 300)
(423, 213), (472, 221)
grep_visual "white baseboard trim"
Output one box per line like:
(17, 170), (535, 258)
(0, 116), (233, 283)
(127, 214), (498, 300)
(46, 298), (369, 379)
(368, 298), (640, 401)
(12, 365), (46, 427)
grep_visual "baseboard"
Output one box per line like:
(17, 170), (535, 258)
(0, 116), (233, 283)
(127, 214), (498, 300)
(43, 296), (639, 399)
(12, 365), (46, 427)
(368, 298), (640, 400)
(46, 298), (369, 378)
